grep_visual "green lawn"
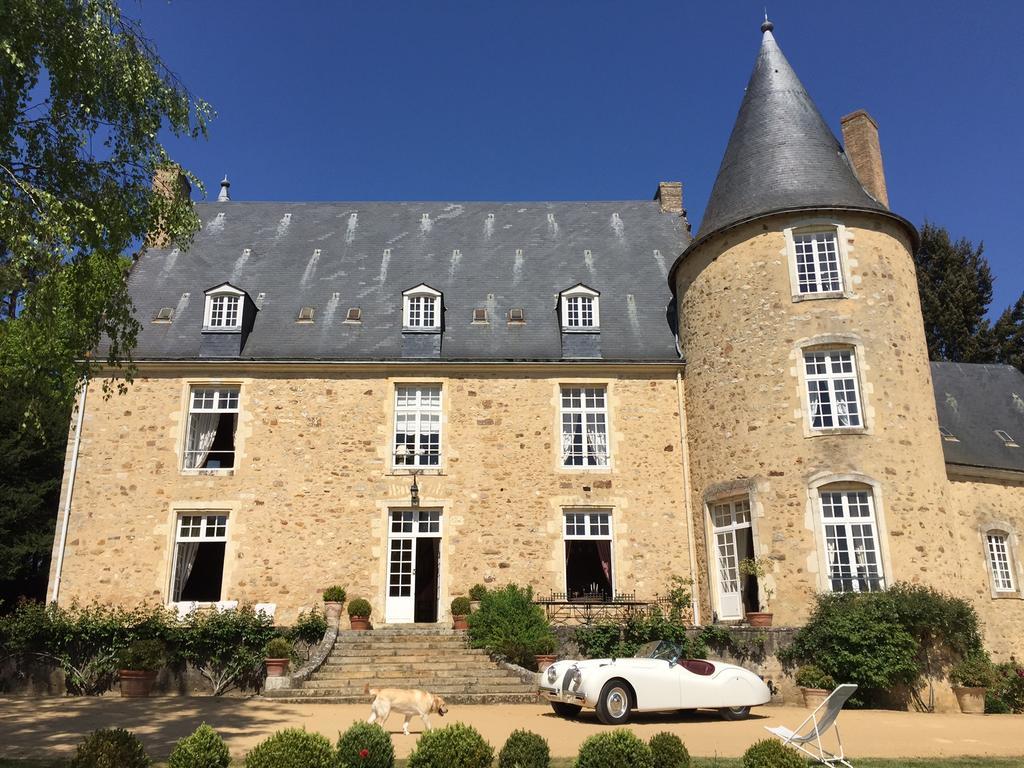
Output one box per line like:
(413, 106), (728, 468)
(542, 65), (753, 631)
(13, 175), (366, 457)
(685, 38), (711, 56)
(4, 759), (1023, 767)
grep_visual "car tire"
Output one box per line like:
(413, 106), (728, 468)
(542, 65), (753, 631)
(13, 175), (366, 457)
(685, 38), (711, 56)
(596, 679), (633, 725)
(550, 702), (582, 718)
(719, 705), (751, 721)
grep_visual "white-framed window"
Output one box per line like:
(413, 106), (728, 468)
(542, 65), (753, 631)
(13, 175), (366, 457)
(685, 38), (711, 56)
(710, 497), (757, 619)
(184, 387), (239, 470)
(393, 385), (442, 467)
(794, 230), (843, 294)
(563, 510), (614, 600)
(402, 284), (442, 330)
(560, 386), (609, 467)
(203, 284), (245, 330)
(986, 531), (1016, 593)
(804, 348), (863, 429)
(170, 513), (228, 603)
(560, 284), (600, 330)
(819, 487), (885, 593)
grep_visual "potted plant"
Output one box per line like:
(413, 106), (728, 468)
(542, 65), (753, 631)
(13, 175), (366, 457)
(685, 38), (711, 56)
(348, 597), (372, 631)
(451, 596), (471, 630)
(264, 636), (293, 678)
(468, 584), (487, 612)
(950, 652), (996, 714)
(117, 639), (165, 698)
(322, 585), (347, 624)
(794, 664), (836, 709)
(533, 633), (558, 672)
(739, 556), (774, 627)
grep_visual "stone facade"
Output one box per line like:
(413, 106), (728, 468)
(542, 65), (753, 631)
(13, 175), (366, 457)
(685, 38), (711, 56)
(47, 366), (692, 625)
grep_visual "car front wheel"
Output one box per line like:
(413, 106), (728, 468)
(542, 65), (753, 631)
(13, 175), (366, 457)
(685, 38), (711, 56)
(550, 702), (582, 718)
(719, 705), (751, 721)
(596, 679), (633, 725)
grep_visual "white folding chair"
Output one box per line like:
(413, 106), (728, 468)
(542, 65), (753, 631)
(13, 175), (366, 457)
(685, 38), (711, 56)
(254, 602), (277, 619)
(765, 683), (858, 767)
(214, 600), (238, 613)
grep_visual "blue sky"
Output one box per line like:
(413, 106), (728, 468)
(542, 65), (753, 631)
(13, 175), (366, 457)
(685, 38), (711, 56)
(136, 1), (1024, 313)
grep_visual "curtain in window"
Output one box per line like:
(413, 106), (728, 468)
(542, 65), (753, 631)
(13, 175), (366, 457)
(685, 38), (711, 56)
(596, 540), (612, 590)
(586, 428), (608, 462)
(185, 412), (220, 468)
(173, 542), (200, 600)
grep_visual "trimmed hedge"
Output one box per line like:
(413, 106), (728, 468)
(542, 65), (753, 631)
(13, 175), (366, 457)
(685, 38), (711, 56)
(243, 728), (335, 768)
(498, 729), (550, 768)
(337, 721), (395, 768)
(649, 731), (690, 768)
(407, 723), (494, 768)
(70, 728), (150, 768)
(741, 739), (805, 768)
(167, 724), (230, 768)
(575, 730), (653, 768)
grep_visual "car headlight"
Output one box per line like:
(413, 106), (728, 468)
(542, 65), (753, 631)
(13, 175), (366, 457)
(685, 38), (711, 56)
(546, 665), (558, 684)
(570, 665), (582, 690)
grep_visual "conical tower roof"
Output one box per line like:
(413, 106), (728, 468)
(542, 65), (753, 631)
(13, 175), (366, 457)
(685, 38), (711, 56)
(694, 20), (889, 244)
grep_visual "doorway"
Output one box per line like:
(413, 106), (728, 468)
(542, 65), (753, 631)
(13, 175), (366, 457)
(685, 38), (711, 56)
(385, 509), (442, 624)
(710, 498), (757, 620)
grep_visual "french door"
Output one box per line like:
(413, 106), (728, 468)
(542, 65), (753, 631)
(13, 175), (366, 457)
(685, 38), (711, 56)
(711, 498), (753, 621)
(385, 509), (442, 624)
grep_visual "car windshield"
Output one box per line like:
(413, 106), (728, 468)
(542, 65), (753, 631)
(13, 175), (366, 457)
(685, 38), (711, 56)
(635, 640), (682, 661)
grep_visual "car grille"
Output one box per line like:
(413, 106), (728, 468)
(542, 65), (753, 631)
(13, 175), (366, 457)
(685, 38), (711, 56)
(561, 668), (575, 693)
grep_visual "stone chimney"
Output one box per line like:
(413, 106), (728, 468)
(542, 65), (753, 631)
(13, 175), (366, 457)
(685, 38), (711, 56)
(147, 164), (191, 248)
(655, 181), (684, 214)
(840, 110), (889, 208)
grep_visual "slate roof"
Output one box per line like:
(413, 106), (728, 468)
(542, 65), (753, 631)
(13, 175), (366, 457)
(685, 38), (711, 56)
(674, 22), (912, 276)
(931, 362), (1024, 474)
(129, 200), (688, 361)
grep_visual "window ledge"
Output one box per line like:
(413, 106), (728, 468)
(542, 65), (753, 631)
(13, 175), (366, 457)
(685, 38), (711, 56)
(402, 327), (442, 334)
(559, 465), (613, 474)
(201, 327), (242, 334)
(792, 291), (850, 303)
(180, 468), (236, 477)
(807, 427), (868, 438)
(561, 327), (600, 334)
(388, 469), (445, 476)
(991, 592), (1023, 600)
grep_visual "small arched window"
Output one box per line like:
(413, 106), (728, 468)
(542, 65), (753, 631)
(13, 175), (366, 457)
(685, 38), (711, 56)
(559, 284), (600, 330)
(402, 284), (442, 330)
(203, 283), (245, 331)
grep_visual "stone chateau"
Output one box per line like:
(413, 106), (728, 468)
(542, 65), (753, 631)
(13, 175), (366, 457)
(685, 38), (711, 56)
(47, 21), (1024, 659)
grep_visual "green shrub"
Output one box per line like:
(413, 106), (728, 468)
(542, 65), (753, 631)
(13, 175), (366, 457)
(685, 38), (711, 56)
(348, 598), (372, 617)
(336, 721), (394, 768)
(323, 586), (347, 603)
(649, 732), (690, 768)
(168, 724), (230, 768)
(794, 664), (835, 690)
(451, 596), (472, 616)
(180, 605), (276, 695)
(575, 730), (653, 768)
(741, 739), (804, 768)
(407, 723), (494, 768)
(988, 661), (1024, 713)
(117, 639), (165, 671)
(264, 636), (292, 659)
(498, 729), (550, 768)
(288, 607), (328, 648)
(468, 584), (488, 601)
(70, 728), (151, 768)
(466, 584), (556, 669)
(244, 728), (334, 768)
(949, 651), (996, 688)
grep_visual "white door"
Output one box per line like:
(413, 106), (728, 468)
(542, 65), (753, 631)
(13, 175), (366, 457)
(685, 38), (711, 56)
(711, 499), (752, 621)
(385, 510), (442, 624)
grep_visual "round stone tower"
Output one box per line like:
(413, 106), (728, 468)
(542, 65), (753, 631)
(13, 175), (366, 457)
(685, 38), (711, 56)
(670, 21), (958, 625)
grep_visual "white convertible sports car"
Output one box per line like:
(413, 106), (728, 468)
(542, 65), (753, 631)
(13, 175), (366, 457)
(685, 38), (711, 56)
(539, 640), (771, 724)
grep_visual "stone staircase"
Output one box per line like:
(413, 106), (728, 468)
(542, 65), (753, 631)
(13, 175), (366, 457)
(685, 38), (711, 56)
(263, 625), (540, 704)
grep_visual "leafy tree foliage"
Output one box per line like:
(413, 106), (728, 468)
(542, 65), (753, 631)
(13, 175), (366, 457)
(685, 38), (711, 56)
(0, 0), (211, 422)
(465, 584), (556, 669)
(914, 222), (1023, 371)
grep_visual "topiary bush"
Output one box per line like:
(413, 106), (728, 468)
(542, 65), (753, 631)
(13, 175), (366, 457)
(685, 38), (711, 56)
(468, 584), (488, 602)
(741, 739), (805, 768)
(348, 598), (372, 617)
(336, 721), (394, 768)
(498, 729), (550, 768)
(167, 724), (230, 768)
(323, 586), (347, 603)
(264, 636), (293, 659)
(244, 728), (334, 768)
(451, 596), (472, 616)
(466, 584), (556, 669)
(575, 729), (653, 768)
(70, 728), (151, 768)
(649, 731), (690, 768)
(407, 723), (494, 768)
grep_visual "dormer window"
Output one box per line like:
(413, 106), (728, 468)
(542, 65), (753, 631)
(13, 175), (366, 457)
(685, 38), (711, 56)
(203, 284), (245, 331)
(560, 284), (600, 330)
(403, 284), (442, 331)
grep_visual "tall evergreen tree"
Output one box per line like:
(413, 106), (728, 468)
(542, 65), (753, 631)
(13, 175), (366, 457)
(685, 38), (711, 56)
(990, 294), (1024, 372)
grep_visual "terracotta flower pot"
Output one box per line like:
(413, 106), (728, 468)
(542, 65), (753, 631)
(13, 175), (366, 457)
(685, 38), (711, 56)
(801, 687), (829, 710)
(535, 654), (557, 671)
(746, 611), (773, 627)
(952, 686), (986, 714)
(350, 615), (371, 630)
(452, 614), (469, 630)
(324, 601), (343, 625)
(118, 670), (157, 698)
(469, 600), (481, 613)
(265, 658), (290, 677)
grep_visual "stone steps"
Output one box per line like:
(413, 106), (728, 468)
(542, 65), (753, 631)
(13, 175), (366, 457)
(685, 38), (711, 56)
(263, 690), (539, 705)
